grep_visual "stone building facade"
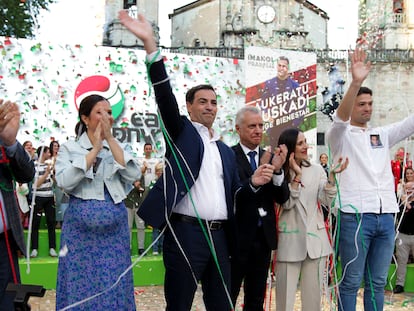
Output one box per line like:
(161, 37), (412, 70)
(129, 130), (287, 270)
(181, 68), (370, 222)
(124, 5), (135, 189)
(358, 0), (414, 49)
(169, 0), (328, 50)
(104, 0), (159, 47)
(101, 0), (414, 155)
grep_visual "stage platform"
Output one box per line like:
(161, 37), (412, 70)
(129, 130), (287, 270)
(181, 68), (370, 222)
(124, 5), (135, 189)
(19, 229), (165, 289)
(19, 229), (414, 292)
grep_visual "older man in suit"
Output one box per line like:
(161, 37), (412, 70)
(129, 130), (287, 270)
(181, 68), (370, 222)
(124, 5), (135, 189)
(119, 11), (277, 311)
(0, 99), (35, 310)
(231, 106), (290, 310)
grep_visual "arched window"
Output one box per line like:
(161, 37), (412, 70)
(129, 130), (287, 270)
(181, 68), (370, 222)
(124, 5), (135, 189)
(194, 38), (201, 47)
(124, 0), (136, 10)
(393, 0), (404, 13)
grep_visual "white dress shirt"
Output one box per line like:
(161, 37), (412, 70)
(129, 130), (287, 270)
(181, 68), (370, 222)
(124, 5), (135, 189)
(327, 113), (414, 214)
(174, 122), (228, 220)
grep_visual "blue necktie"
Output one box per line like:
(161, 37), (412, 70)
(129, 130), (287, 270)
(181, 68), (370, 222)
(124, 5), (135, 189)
(248, 150), (262, 226)
(248, 151), (257, 171)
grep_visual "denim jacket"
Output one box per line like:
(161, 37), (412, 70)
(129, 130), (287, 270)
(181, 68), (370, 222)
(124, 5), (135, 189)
(55, 133), (140, 204)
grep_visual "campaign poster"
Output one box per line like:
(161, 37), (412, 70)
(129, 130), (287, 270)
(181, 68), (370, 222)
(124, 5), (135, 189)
(245, 46), (317, 162)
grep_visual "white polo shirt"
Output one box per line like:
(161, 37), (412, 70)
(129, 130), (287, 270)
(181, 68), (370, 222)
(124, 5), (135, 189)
(326, 113), (414, 214)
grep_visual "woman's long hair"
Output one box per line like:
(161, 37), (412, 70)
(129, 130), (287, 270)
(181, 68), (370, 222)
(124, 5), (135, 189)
(277, 128), (310, 182)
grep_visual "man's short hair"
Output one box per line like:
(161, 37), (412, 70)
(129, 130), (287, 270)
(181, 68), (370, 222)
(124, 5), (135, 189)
(235, 106), (261, 126)
(278, 56), (290, 64)
(185, 84), (216, 104)
(357, 86), (372, 96)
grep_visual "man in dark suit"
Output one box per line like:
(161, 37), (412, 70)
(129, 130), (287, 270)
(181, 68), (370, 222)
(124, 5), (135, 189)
(0, 99), (35, 310)
(119, 11), (277, 311)
(231, 106), (290, 310)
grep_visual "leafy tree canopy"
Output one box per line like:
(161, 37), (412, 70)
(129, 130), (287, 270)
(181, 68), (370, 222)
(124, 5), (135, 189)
(0, 0), (54, 38)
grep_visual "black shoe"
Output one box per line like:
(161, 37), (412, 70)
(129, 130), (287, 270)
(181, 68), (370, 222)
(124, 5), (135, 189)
(138, 249), (145, 255)
(393, 285), (404, 294)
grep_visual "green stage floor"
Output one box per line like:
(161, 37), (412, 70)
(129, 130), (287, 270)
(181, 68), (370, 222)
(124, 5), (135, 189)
(19, 254), (165, 289)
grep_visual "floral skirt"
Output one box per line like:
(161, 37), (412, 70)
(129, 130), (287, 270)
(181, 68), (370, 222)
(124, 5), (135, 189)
(56, 191), (135, 310)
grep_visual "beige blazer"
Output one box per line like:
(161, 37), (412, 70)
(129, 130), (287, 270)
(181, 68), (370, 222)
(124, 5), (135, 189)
(277, 163), (336, 262)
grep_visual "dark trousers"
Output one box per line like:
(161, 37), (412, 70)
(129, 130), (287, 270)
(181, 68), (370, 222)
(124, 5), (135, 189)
(163, 219), (232, 311)
(231, 227), (271, 311)
(0, 231), (21, 311)
(31, 196), (56, 250)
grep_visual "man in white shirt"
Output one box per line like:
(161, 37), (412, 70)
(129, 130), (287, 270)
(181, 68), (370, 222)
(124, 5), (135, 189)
(118, 10), (276, 311)
(326, 49), (414, 311)
(139, 142), (159, 188)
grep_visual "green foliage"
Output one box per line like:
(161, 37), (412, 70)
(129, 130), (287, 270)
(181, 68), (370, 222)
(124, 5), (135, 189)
(0, 0), (54, 38)
(308, 98), (317, 113)
(298, 113), (317, 132)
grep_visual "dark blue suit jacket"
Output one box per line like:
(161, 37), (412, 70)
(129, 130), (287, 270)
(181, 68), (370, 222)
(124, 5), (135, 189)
(138, 59), (253, 253)
(232, 144), (289, 252)
(0, 142), (35, 256)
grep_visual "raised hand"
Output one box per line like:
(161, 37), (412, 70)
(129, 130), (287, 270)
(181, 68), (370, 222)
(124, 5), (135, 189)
(350, 48), (371, 84)
(288, 152), (301, 176)
(331, 157), (349, 174)
(271, 144), (287, 172)
(0, 99), (20, 146)
(259, 150), (272, 166)
(118, 10), (157, 54)
(99, 109), (114, 141)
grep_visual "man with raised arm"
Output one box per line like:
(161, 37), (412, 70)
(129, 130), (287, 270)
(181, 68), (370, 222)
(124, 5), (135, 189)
(326, 49), (414, 311)
(119, 10), (279, 311)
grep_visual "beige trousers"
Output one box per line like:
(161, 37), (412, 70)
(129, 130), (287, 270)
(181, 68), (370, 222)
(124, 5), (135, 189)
(276, 255), (327, 311)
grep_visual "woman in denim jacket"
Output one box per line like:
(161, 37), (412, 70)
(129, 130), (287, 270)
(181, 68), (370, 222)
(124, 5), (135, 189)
(55, 94), (140, 310)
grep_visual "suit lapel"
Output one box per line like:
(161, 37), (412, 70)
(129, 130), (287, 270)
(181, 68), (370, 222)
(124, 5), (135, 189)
(234, 144), (253, 178)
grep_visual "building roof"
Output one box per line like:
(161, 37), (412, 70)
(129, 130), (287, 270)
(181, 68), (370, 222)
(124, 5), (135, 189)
(169, 0), (329, 20)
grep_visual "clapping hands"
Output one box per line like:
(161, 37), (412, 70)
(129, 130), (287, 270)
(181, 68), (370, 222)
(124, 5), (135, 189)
(260, 144), (288, 173)
(0, 99), (20, 146)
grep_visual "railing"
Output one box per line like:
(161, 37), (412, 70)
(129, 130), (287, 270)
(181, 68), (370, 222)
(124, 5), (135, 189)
(368, 48), (414, 63)
(162, 47), (414, 63)
(164, 46), (246, 59)
(107, 44), (414, 63)
(391, 13), (406, 24)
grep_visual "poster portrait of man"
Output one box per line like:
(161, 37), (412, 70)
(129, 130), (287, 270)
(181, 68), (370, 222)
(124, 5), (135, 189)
(245, 47), (317, 160)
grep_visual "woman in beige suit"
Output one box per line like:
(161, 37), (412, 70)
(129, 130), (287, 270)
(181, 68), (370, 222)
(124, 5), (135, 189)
(275, 128), (348, 311)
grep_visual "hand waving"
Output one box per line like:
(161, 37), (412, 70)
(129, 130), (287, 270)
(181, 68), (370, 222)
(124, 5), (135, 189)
(350, 48), (371, 84)
(118, 10), (157, 54)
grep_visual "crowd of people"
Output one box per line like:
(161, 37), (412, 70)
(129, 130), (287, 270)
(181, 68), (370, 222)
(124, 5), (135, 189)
(1, 9), (414, 311)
